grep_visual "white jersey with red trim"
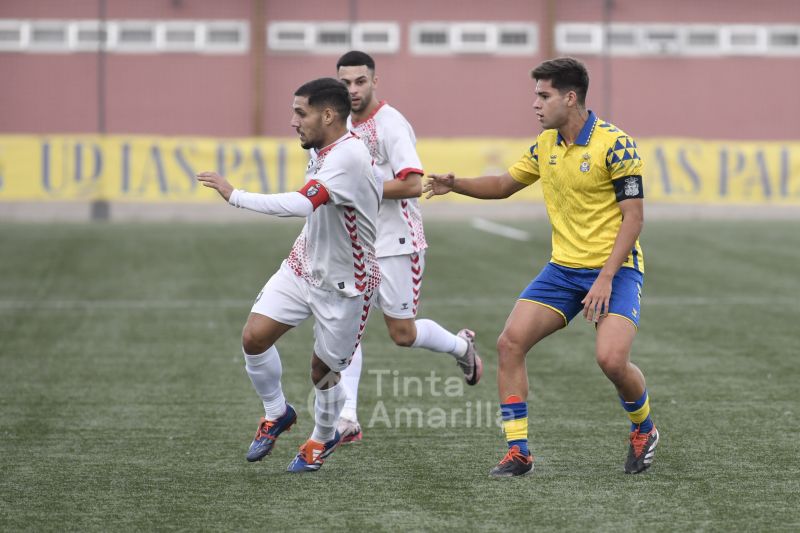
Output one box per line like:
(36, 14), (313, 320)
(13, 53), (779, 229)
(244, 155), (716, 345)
(348, 102), (427, 258)
(285, 132), (381, 297)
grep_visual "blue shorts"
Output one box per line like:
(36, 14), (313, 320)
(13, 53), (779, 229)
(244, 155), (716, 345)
(519, 263), (643, 327)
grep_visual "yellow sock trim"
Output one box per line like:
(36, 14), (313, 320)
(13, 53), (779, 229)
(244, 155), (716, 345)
(626, 396), (650, 424)
(503, 417), (528, 442)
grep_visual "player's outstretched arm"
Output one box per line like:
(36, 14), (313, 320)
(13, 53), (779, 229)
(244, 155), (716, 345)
(196, 171), (319, 218)
(424, 171), (527, 200)
(197, 171), (234, 201)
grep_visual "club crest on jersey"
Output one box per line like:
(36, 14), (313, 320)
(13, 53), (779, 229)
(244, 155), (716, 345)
(580, 161), (590, 172)
(624, 176), (640, 197)
(306, 183), (320, 197)
(549, 154), (558, 165)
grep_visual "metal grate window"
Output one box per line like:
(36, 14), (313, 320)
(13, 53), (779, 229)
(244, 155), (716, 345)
(268, 21), (398, 53)
(411, 22), (537, 55)
(722, 25), (767, 55)
(28, 20), (69, 52)
(451, 23), (497, 53)
(204, 21), (249, 53)
(315, 23), (351, 50)
(555, 23), (603, 54)
(268, 22), (312, 51)
(353, 22), (399, 53)
(72, 21), (107, 51)
(112, 21), (156, 52)
(159, 22), (198, 52)
(0, 20), (25, 51)
(556, 22), (799, 56)
(497, 24), (537, 54)
(0, 19), (250, 54)
(768, 25), (800, 55)
(410, 22), (450, 54)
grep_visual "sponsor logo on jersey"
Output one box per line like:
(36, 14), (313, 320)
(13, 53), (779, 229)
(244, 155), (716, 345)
(549, 154), (558, 165)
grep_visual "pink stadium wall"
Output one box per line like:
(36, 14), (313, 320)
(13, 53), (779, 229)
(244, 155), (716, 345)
(1, 0), (799, 140)
(0, 0), (253, 137)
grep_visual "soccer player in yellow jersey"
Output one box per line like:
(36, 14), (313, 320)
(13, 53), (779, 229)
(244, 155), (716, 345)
(424, 57), (658, 477)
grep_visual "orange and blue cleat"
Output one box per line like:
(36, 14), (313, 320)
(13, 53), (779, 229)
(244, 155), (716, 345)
(245, 404), (297, 462)
(286, 431), (342, 473)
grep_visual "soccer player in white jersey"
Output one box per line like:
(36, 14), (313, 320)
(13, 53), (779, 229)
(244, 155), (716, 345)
(334, 51), (483, 443)
(196, 78), (381, 473)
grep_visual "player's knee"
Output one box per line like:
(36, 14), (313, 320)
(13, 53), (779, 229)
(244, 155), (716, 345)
(310, 355), (338, 387)
(596, 348), (628, 382)
(496, 333), (524, 364)
(241, 326), (270, 355)
(388, 323), (416, 347)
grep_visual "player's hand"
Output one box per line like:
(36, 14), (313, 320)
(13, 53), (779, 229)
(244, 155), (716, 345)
(582, 274), (613, 323)
(197, 171), (234, 202)
(423, 172), (456, 199)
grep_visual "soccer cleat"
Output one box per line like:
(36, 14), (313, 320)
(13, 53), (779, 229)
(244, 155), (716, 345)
(456, 329), (483, 386)
(286, 431), (342, 473)
(489, 445), (534, 478)
(337, 417), (363, 444)
(245, 404), (297, 462)
(624, 427), (659, 474)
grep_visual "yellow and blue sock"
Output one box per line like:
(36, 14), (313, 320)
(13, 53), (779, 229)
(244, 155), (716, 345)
(500, 395), (529, 456)
(621, 389), (653, 433)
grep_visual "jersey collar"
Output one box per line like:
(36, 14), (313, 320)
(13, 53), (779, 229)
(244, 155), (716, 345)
(556, 110), (598, 147)
(315, 131), (357, 157)
(351, 100), (387, 126)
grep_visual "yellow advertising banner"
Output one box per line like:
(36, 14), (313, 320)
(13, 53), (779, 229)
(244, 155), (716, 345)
(0, 135), (307, 202)
(1, 135), (799, 204)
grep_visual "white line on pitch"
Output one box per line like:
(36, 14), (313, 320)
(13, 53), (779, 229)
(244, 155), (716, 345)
(470, 217), (531, 241)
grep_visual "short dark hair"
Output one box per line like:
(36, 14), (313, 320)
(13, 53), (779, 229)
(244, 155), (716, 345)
(294, 77), (351, 121)
(336, 50), (376, 72)
(531, 57), (590, 106)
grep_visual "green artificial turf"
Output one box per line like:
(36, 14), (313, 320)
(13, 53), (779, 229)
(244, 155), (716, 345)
(0, 218), (798, 532)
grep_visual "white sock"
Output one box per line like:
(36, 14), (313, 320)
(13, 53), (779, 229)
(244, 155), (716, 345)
(412, 318), (468, 359)
(339, 344), (362, 422)
(311, 382), (346, 443)
(243, 346), (286, 420)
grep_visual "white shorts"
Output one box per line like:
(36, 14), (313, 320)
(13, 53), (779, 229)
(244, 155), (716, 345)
(251, 262), (373, 372)
(374, 251), (425, 319)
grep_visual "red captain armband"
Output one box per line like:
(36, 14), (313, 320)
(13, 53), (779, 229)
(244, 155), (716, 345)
(298, 179), (330, 210)
(394, 168), (424, 181)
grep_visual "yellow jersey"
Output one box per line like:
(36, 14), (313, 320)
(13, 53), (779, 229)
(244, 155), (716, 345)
(508, 111), (644, 272)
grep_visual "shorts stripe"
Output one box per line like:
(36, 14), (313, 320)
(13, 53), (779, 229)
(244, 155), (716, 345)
(603, 312), (638, 330)
(518, 298), (568, 327)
